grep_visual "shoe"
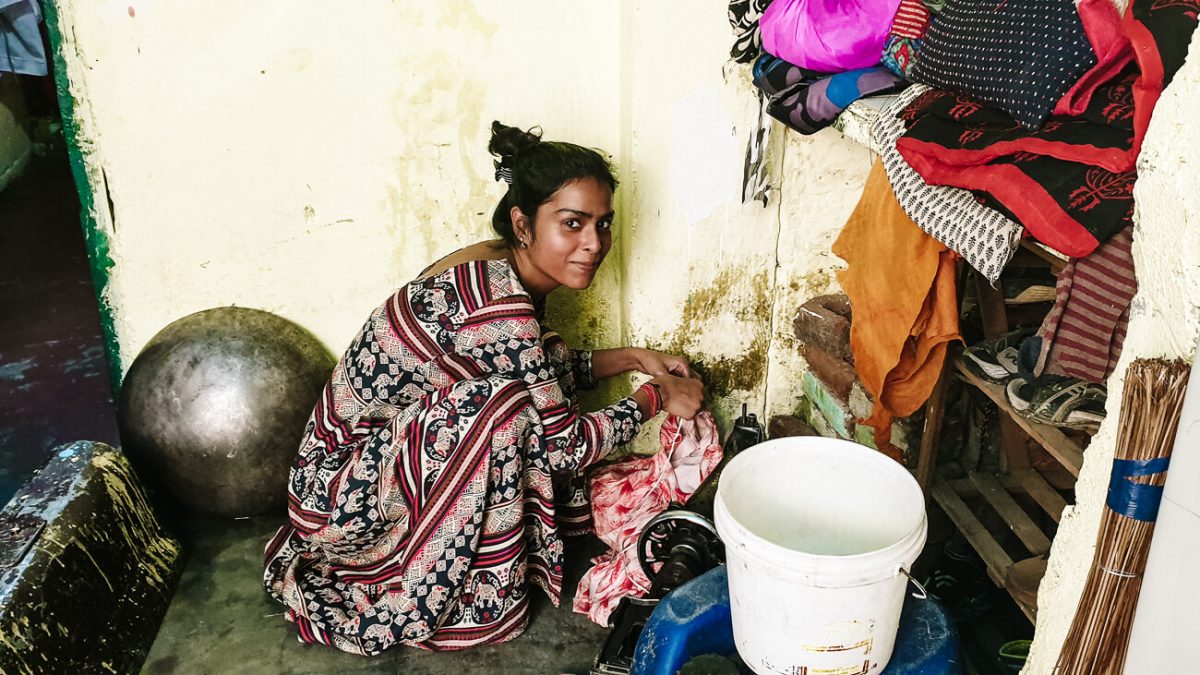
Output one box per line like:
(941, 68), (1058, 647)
(1007, 376), (1106, 431)
(926, 538), (997, 621)
(1005, 376), (1039, 412)
(962, 328), (1035, 384)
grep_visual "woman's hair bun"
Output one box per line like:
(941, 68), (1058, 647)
(488, 121), (542, 161)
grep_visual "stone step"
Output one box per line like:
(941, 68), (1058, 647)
(0, 442), (183, 674)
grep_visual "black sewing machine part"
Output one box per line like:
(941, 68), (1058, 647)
(591, 404), (765, 675)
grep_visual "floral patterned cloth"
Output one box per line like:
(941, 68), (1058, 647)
(263, 258), (644, 655)
(573, 413), (723, 625)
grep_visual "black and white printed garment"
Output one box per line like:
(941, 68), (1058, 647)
(869, 85), (1023, 284)
(728, 0), (773, 63)
(911, 0), (1096, 129)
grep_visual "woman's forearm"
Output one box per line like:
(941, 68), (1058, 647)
(589, 347), (643, 380)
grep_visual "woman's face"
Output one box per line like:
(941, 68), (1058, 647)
(515, 177), (614, 291)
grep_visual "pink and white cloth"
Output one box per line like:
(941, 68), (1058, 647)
(573, 412), (723, 625)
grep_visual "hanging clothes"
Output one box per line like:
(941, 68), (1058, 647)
(0, 0), (46, 76)
(1021, 226), (1136, 384)
(832, 159), (960, 457)
(728, 0), (774, 64)
(573, 413), (722, 625)
(895, 78), (1137, 258)
(894, 0), (1199, 258)
(870, 84), (1023, 284)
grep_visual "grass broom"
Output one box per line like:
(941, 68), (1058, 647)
(1055, 358), (1191, 674)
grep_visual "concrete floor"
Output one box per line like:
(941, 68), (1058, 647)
(141, 517), (612, 675)
(0, 152), (615, 674)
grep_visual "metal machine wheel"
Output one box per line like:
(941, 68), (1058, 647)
(637, 509), (722, 582)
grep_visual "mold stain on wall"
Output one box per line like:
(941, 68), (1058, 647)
(644, 267), (774, 426)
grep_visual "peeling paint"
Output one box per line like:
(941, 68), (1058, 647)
(644, 268), (773, 406)
(42, 0), (123, 394)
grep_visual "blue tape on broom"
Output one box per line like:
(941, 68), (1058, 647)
(1107, 457), (1171, 522)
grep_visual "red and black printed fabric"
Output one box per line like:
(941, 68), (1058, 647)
(895, 0), (1199, 258)
(911, 0), (1097, 130)
(263, 259), (645, 655)
(1055, 0), (1134, 117)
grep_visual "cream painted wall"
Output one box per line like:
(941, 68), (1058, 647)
(50, 0), (1200, 668)
(51, 0), (623, 372)
(50, 0), (873, 438)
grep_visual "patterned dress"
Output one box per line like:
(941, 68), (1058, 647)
(263, 259), (644, 655)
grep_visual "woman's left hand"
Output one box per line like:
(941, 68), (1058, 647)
(633, 348), (691, 378)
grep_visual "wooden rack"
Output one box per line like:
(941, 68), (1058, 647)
(916, 245), (1089, 624)
(828, 98), (1090, 623)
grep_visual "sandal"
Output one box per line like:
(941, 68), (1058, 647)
(998, 639), (1032, 672)
(1007, 376), (1106, 430)
(962, 328), (1035, 384)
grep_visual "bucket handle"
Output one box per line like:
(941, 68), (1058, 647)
(898, 566), (928, 600)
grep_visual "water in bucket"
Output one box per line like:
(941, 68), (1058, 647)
(714, 437), (927, 674)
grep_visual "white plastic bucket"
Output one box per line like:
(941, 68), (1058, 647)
(714, 437), (928, 675)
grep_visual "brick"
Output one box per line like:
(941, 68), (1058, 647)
(768, 415), (818, 440)
(802, 344), (856, 402)
(793, 294), (853, 361)
(805, 405), (838, 438)
(849, 381), (874, 420)
(801, 371), (854, 439)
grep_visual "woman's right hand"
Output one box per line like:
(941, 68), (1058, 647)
(650, 373), (704, 420)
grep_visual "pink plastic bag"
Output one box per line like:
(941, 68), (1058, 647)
(760, 0), (903, 73)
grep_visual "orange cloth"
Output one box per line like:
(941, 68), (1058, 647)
(832, 160), (960, 457)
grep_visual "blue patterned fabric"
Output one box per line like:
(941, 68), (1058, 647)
(911, 0), (1097, 129)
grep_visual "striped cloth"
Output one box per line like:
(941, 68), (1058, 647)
(1031, 226), (1135, 384)
(263, 258), (645, 655)
(881, 0), (932, 77)
(890, 0), (931, 39)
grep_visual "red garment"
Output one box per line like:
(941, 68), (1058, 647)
(573, 413), (723, 625)
(894, 0), (1196, 258)
(1054, 0), (1134, 116)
